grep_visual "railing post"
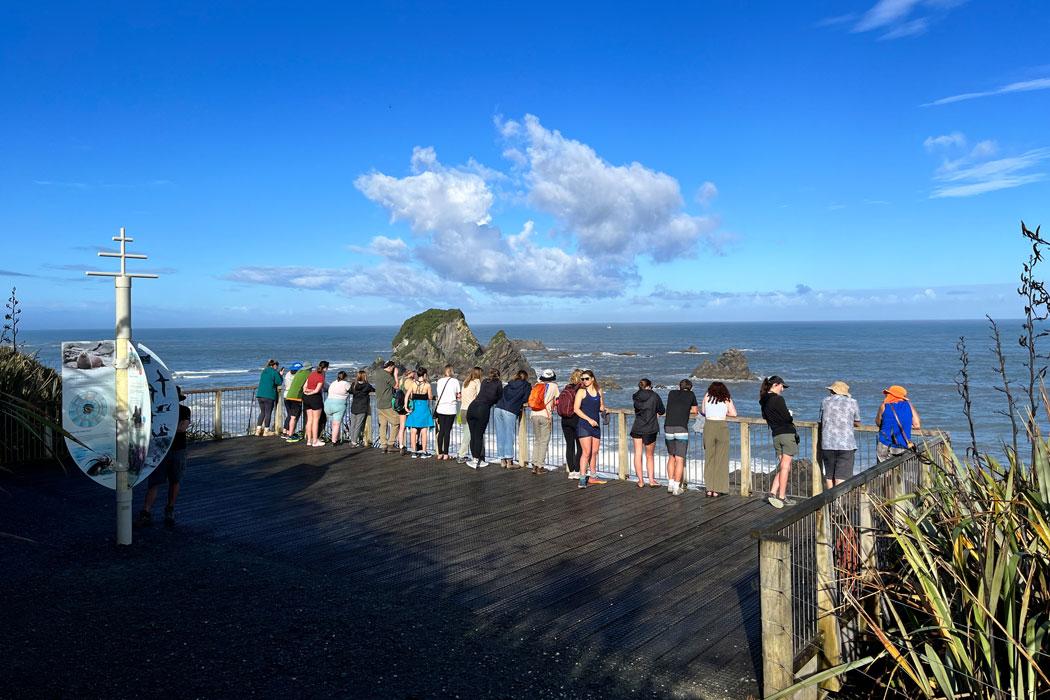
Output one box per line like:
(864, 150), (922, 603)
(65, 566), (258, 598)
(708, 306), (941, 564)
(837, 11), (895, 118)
(858, 486), (876, 574)
(517, 409), (529, 465)
(739, 422), (751, 497)
(213, 389), (223, 440)
(273, 395), (284, 435)
(759, 535), (794, 698)
(810, 424), (822, 497)
(617, 411), (629, 480)
(814, 503), (843, 692)
(364, 398), (373, 447)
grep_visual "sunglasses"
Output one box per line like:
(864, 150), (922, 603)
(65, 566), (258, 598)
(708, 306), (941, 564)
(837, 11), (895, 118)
(581, 377), (593, 382)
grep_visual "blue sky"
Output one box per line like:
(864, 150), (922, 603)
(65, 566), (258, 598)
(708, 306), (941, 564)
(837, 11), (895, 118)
(2, 1), (1047, 328)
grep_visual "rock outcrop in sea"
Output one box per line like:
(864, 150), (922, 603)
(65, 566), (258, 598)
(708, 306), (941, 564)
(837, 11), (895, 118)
(690, 349), (758, 381)
(511, 339), (547, 352)
(377, 308), (534, 381)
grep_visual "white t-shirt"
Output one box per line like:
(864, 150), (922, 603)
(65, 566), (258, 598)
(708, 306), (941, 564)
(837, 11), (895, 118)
(435, 377), (461, 415)
(327, 379), (353, 401)
(703, 395), (729, 420)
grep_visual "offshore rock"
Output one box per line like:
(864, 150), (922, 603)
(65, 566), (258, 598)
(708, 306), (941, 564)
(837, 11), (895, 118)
(690, 349), (758, 381)
(511, 339), (547, 352)
(377, 309), (532, 380)
(480, 331), (536, 382)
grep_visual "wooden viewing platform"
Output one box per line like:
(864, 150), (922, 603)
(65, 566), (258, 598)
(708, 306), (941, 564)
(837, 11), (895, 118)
(2, 436), (792, 698)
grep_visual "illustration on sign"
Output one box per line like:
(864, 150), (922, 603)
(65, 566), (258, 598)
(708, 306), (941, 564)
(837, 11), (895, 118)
(62, 341), (151, 489)
(137, 343), (177, 482)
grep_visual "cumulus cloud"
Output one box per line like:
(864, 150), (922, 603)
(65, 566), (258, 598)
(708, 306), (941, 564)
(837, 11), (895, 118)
(354, 148), (494, 231)
(925, 133), (1050, 197)
(499, 114), (723, 261)
(233, 116), (726, 301)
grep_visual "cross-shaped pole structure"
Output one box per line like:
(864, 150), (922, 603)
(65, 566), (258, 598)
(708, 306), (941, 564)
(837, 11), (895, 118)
(87, 227), (158, 545)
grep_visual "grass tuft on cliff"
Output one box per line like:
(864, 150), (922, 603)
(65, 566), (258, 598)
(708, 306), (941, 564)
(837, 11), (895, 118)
(392, 308), (466, 348)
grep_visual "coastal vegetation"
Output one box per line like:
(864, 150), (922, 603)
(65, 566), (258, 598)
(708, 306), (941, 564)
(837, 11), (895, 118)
(776, 222), (1050, 698)
(0, 346), (64, 466)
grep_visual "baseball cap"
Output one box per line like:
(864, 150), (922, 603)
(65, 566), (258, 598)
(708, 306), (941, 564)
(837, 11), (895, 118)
(289, 362), (304, 372)
(540, 369), (556, 380)
(768, 375), (789, 389)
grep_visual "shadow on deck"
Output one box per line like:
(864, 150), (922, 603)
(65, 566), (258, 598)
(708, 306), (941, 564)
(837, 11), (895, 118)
(1, 438), (785, 699)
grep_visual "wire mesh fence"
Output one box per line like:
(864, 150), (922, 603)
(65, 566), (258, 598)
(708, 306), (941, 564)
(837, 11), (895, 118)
(751, 437), (947, 695)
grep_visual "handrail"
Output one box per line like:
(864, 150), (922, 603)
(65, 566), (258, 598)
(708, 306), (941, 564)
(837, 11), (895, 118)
(750, 433), (947, 539)
(181, 384), (929, 435)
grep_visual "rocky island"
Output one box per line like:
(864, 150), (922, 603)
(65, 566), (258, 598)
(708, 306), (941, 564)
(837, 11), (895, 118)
(377, 308), (534, 381)
(690, 349), (758, 381)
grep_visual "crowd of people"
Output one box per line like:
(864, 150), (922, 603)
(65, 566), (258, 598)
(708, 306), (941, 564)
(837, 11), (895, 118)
(254, 361), (922, 507)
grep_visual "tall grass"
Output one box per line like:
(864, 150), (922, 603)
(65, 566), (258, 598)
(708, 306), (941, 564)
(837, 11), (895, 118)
(0, 346), (65, 466)
(841, 439), (1050, 698)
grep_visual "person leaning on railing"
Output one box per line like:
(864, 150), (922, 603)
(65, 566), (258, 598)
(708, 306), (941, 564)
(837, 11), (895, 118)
(819, 380), (861, 488)
(759, 375), (798, 509)
(254, 359), (284, 436)
(874, 384), (920, 462)
(701, 381), (737, 497)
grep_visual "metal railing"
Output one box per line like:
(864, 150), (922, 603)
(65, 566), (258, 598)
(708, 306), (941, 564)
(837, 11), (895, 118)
(749, 435), (948, 697)
(185, 386), (935, 490)
(0, 403), (62, 466)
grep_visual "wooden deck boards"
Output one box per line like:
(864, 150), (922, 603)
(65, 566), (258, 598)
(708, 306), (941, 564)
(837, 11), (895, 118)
(153, 437), (774, 697)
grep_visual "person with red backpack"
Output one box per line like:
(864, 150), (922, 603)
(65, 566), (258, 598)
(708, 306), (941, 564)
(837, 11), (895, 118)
(556, 369), (583, 478)
(527, 369), (559, 475)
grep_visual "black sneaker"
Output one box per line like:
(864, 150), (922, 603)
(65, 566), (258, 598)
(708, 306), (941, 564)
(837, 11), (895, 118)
(163, 507), (176, 528)
(134, 510), (152, 528)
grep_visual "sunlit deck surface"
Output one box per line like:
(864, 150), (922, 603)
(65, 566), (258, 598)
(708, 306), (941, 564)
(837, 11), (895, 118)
(3, 438), (785, 699)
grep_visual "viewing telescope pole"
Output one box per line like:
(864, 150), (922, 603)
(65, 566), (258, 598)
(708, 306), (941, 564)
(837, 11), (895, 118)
(87, 227), (158, 546)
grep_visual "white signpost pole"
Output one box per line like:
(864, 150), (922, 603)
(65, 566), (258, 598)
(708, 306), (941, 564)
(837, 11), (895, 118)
(86, 227), (157, 546)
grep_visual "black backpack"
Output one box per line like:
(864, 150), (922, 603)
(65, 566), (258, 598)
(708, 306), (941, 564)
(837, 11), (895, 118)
(392, 388), (406, 412)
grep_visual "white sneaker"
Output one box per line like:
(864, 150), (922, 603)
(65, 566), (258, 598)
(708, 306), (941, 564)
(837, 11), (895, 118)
(673, 485), (684, 496)
(477, 460), (488, 468)
(468, 460), (479, 470)
(568, 471), (580, 479)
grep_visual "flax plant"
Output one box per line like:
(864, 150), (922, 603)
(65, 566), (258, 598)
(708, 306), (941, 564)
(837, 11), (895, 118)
(0, 346), (68, 464)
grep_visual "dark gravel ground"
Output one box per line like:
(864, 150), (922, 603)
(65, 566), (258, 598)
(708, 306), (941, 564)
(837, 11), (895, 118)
(1, 466), (711, 699)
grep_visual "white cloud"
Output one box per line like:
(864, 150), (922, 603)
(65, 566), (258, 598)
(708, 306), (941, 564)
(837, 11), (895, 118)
(833, 0), (965, 40)
(924, 77), (1050, 107)
(347, 235), (409, 258)
(924, 132), (966, 151)
(500, 114), (723, 261)
(926, 135), (1050, 197)
(354, 149), (494, 231)
(696, 181), (718, 206)
(225, 262), (461, 303)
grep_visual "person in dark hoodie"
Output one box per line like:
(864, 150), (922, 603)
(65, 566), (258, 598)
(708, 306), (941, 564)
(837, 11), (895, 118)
(493, 369), (531, 468)
(630, 378), (665, 488)
(759, 375), (798, 509)
(467, 367), (503, 469)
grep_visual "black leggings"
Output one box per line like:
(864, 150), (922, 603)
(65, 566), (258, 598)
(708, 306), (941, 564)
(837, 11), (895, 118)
(467, 405), (490, 460)
(436, 413), (455, 455)
(256, 398), (275, 428)
(562, 416), (581, 470)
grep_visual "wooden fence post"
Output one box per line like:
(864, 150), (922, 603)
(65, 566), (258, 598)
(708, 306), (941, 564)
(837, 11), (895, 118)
(858, 486), (876, 575)
(810, 424), (822, 497)
(739, 422), (751, 497)
(518, 409), (529, 465)
(213, 389), (223, 440)
(618, 411), (629, 480)
(273, 396), (284, 435)
(364, 399), (374, 447)
(814, 503), (843, 692)
(760, 536), (794, 698)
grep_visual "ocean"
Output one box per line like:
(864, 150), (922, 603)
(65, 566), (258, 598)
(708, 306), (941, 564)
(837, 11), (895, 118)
(19, 320), (1035, 454)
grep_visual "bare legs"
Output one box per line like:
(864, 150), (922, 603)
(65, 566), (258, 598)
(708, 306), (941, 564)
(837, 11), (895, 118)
(669, 454), (685, 486)
(769, 454), (792, 500)
(306, 408), (322, 446)
(632, 438), (657, 486)
(410, 427), (430, 454)
(579, 436), (603, 482)
(398, 414), (407, 449)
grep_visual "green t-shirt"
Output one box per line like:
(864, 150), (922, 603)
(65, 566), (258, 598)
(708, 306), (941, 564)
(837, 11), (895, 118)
(287, 369), (310, 400)
(374, 369), (395, 408)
